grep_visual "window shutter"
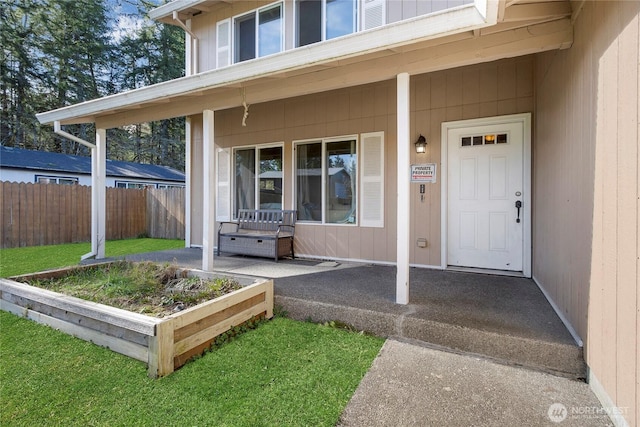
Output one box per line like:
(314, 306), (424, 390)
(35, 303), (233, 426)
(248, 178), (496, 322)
(216, 148), (231, 221)
(362, 0), (385, 30)
(360, 132), (384, 227)
(216, 19), (231, 68)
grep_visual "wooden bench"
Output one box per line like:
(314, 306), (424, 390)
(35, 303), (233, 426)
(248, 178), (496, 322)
(217, 209), (297, 262)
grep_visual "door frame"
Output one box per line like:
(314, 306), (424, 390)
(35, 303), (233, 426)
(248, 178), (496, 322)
(440, 113), (532, 277)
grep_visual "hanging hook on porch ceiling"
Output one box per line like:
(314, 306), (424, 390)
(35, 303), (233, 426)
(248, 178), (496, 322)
(241, 88), (250, 127)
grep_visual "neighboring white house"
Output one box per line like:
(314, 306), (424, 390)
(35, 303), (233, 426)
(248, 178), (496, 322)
(0, 146), (185, 188)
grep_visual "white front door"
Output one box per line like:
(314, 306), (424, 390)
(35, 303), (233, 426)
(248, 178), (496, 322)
(445, 117), (528, 272)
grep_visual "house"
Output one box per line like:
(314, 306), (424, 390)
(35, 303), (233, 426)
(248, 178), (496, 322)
(0, 146), (185, 188)
(35, 1), (639, 425)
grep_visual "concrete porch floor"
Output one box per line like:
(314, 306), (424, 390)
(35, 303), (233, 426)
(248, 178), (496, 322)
(116, 247), (585, 379)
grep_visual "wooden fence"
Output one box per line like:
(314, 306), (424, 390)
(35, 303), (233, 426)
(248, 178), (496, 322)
(146, 187), (185, 241)
(0, 182), (184, 248)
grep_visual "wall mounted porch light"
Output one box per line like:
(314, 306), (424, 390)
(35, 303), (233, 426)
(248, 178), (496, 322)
(415, 134), (427, 153)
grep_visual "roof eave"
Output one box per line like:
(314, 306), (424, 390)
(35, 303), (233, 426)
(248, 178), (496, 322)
(148, 0), (210, 23)
(36, 0), (498, 127)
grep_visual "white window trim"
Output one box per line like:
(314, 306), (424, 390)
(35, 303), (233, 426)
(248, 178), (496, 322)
(35, 175), (79, 185)
(232, 1), (284, 64)
(157, 183), (185, 189)
(293, 134), (359, 226)
(232, 142), (285, 217)
(114, 180), (154, 189)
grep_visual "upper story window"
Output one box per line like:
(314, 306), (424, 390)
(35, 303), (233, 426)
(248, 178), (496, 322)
(296, 0), (358, 47)
(234, 3), (283, 63)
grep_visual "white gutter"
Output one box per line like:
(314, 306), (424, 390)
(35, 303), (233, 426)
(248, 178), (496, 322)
(37, 2), (497, 125)
(172, 11), (198, 75)
(54, 121), (95, 149)
(53, 121), (106, 261)
(148, 0), (210, 21)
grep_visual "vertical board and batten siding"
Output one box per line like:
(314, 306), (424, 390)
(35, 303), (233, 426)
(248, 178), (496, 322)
(197, 56), (533, 265)
(535, 1), (639, 425)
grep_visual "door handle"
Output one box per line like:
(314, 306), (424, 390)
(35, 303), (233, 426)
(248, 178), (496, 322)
(515, 200), (522, 223)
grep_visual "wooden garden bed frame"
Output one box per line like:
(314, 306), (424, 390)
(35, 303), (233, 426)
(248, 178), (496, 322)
(0, 265), (273, 378)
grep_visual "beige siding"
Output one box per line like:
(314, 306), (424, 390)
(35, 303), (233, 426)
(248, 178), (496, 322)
(387, 0), (473, 24)
(189, 114), (203, 246)
(535, 1), (639, 425)
(208, 57), (533, 264)
(190, 0), (475, 74)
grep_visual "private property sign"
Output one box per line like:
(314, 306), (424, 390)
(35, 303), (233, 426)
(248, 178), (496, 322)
(411, 163), (437, 183)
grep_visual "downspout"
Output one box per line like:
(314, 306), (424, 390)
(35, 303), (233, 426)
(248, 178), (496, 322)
(53, 121), (100, 261)
(173, 11), (198, 75)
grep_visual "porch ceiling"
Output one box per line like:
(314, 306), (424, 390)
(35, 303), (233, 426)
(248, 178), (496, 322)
(36, 0), (573, 129)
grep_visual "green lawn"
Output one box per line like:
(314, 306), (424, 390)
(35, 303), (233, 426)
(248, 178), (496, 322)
(1, 313), (383, 426)
(0, 238), (185, 277)
(0, 239), (385, 426)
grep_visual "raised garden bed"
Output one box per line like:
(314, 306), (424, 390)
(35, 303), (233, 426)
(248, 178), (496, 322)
(0, 262), (273, 378)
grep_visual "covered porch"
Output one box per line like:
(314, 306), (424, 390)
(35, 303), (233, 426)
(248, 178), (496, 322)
(36, 0), (575, 307)
(114, 247), (585, 379)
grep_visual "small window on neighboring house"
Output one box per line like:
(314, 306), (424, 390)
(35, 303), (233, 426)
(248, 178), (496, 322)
(296, 0), (357, 47)
(115, 181), (149, 189)
(35, 175), (78, 185)
(233, 3), (283, 63)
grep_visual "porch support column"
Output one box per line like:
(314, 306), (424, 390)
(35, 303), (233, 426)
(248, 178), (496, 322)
(202, 110), (215, 270)
(396, 73), (410, 304)
(94, 128), (107, 259)
(184, 117), (192, 247)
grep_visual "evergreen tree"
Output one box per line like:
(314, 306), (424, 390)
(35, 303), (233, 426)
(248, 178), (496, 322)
(1, 0), (186, 171)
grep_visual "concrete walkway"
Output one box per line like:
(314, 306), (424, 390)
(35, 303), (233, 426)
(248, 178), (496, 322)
(105, 248), (612, 426)
(338, 339), (611, 426)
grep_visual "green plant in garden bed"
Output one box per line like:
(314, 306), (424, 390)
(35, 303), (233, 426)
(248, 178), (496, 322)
(1, 311), (384, 426)
(18, 261), (242, 317)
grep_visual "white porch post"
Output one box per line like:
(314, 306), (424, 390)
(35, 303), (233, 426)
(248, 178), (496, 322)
(184, 117), (192, 248)
(396, 73), (410, 304)
(95, 128), (107, 259)
(202, 110), (215, 270)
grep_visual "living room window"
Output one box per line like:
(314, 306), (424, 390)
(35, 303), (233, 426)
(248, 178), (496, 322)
(234, 3), (283, 63)
(234, 145), (284, 217)
(295, 137), (357, 224)
(296, 0), (358, 47)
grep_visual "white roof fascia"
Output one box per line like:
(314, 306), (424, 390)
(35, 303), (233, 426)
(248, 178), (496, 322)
(148, 0), (209, 21)
(37, 1), (497, 126)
